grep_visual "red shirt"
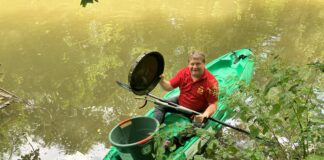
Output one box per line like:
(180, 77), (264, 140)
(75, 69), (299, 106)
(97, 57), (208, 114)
(170, 67), (218, 112)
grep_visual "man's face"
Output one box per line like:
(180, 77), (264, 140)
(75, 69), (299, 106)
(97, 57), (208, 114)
(188, 58), (205, 78)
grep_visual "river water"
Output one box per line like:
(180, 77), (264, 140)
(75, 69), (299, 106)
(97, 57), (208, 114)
(0, 0), (323, 159)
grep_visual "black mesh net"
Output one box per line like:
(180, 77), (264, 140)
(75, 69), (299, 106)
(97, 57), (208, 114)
(128, 52), (164, 95)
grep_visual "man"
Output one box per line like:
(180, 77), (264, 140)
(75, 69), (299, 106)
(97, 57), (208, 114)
(154, 50), (219, 125)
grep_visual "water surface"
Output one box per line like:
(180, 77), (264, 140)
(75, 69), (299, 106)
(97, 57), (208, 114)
(0, 0), (323, 159)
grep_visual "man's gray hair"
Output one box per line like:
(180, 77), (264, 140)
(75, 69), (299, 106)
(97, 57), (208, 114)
(188, 50), (205, 63)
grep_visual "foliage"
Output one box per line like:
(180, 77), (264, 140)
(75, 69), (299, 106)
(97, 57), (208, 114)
(19, 149), (40, 160)
(80, 0), (98, 7)
(200, 55), (323, 159)
(154, 123), (189, 159)
(308, 62), (324, 73)
(0, 106), (29, 159)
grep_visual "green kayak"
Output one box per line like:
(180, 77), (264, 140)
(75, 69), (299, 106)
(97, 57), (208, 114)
(104, 48), (254, 160)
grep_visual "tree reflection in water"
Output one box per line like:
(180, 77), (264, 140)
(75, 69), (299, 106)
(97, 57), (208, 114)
(0, 0), (323, 159)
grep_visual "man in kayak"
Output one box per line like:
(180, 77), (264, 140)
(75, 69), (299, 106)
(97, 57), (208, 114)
(154, 50), (219, 125)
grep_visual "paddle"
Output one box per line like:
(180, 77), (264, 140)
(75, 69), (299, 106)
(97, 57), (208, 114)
(116, 81), (263, 140)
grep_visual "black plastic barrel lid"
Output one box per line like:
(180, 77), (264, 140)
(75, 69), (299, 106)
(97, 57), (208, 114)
(128, 51), (164, 95)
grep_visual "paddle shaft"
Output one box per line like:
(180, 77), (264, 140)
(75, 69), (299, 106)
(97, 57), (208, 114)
(115, 81), (262, 139)
(152, 98), (262, 140)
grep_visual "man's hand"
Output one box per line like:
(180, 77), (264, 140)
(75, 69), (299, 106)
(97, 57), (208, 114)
(159, 74), (174, 91)
(159, 74), (165, 79)
(193, 113), (208, 123)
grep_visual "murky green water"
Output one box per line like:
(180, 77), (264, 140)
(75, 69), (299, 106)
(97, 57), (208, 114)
(0, 0), (323, 159)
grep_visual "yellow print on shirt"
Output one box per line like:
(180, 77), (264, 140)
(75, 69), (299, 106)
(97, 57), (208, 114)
(197, 86), (204, 95)
(207, 84), (218, 97)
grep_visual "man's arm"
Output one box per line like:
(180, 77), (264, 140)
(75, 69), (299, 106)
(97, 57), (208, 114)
(159, 74), (174, 91)
(196, 78), (219, 122)
(202, 103), (217, 118)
